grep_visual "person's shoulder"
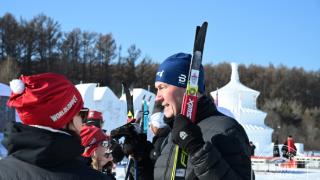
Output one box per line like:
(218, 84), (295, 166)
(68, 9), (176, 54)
(199, 114), (240, 132)
(86, 170), (113, 180)
(54, 158), (113, 180)
(0, 156), (23, 169)
(158, 126), (171, 137)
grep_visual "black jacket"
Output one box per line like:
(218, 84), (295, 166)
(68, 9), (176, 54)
(153, 95), (253, 180)
(0, 122), (112, 180)
(150, 126), (171, 163)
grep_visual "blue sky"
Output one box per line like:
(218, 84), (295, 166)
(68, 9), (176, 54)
(1, 0), (320, 71)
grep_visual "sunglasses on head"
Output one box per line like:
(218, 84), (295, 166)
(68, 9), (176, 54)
(79, 108), (89, 121)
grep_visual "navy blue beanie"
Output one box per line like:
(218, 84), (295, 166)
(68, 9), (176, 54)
(155, 52), (205, 93)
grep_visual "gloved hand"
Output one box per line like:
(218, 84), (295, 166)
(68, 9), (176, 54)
(122, 133), (148, 158)
(108, 140), (125, 163)
(110, 123), (140, 140)
(110, 123), (150, 159)
(172, 114), (205, 155)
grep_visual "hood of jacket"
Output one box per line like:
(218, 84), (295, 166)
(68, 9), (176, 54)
(2, 121), (84, 168)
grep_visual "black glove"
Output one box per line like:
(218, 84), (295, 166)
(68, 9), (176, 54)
(111, 123), (150, 159)
(123, 133), (148, 157)
(110, 123), (140, 140)
(172, 114), (205, 155)
(109, 140), (125, 163)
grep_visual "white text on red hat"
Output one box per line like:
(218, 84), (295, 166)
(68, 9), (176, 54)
(50, 95), (78, 122)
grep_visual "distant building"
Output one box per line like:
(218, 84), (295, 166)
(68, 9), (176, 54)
(210, 63), (273, 156)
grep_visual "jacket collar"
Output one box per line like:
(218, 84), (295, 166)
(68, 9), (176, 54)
(2, 122), (84, 168)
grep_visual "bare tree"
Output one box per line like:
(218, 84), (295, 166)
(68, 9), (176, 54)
(0, 13), (21, 60)
(59, 28), (82, 81)
(29, 14), (62, 72)
(0, 57), (20, 83)
(135, 57), (158, 92)
(95, 33), (116, 85)
(80, 31), (97, 81)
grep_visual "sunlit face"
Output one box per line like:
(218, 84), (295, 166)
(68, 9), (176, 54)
(155, 82), (185, 119)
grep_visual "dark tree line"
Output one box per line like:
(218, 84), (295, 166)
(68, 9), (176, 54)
(204, 63), (320, 149)
(1, 13), (320, 150)
(0, 13), (157, 93)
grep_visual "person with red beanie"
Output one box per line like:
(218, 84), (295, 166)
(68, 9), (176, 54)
(84, 110), (104, 128)
(80, 125), (116, 179)
(0, 73), (114, 180)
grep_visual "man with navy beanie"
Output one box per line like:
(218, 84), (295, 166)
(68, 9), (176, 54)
(122, 52), (253, 180)
(153, 52), (252, 179)
(155, 52), (205, 93)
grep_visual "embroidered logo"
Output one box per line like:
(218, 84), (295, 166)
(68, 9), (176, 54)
(179, 131), (188, 140)
(176, 169), (186, 177)
(156, 70), (164, 77)
(50, 95), (78, 122)
(178, 74), (187, 85)
(88, 111), (95, 117)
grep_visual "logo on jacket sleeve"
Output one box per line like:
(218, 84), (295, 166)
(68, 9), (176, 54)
(179, 131), (188, 140)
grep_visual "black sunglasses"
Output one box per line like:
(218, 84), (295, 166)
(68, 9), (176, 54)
(79, 108), (89, 121)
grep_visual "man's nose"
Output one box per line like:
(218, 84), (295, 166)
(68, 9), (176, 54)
(155, 92), (163, 103)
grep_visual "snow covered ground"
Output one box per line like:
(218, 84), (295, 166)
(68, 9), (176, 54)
(255, 169), (320, 180)
(114, 165), (320, 180)
(252, 159), (320, 180)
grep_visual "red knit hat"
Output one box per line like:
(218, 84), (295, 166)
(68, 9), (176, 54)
(7, 73), (84, 129)
(87, 110), (103, 121)
(80, 125), (109, 157)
